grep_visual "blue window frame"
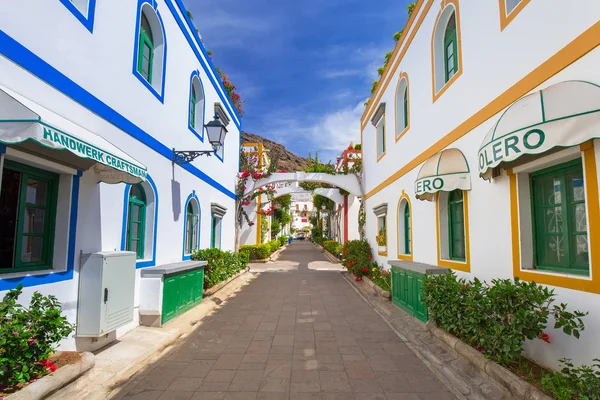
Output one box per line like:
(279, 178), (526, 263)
(188, 70), (205, 142)
(132, 0), (167, 103)
(59, 0), (96, 33)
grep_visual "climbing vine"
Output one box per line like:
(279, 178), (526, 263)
(358, 201), (366, 240)
(366, 2), (417, 106)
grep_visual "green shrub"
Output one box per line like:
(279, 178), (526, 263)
(423, 271), (588, 366)
(278, 236), (287, 247)
(541, 358), (600, 400)
(0, 285), (74, 387)
(370, 263), (391, 292)
(323, 241), (342, 257)
(238, 244), (271, 260)
(192, 249), (248, 288)
(268, 240), (280, 253)
(342, 240), (373, 279)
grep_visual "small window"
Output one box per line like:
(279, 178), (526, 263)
(377, 214), (387, 254)
(60, 0), (95, 32)
(185, 200), (199, 255)
(70, 0), (89, 17)
(448, 190), (466, 261)
(505, 0), (522, 15)
(190, 87), (197, 129)
(531, 160), (589, 274)
(403, 203), (411, 255)
(0, 161), (59, 273)
(395, 76), (410, 139)
(138, 14), (154, 84)
(397, 197), (412, 257)
(127, 184), (146, 259)
(444, 13), (458, 83)
(188, 74), (206, 139)
(133, 2), (166, 101)
(376, 115), (386, 159)
(211, 216), (222, 249)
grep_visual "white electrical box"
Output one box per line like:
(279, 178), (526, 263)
(77, 251), (137, 337)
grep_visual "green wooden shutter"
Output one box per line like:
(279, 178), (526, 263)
(448, 190), (465, 261)
(404, 204), (411, 255)
(211, 216), (217, 248)
(531, 159), (589, 274)
(403, 87), (409, 129)
(137, 15), (154, 83)
(190, 87), (196, 129)
(443, 13), (458, 83)
(127, 184), (146, 259)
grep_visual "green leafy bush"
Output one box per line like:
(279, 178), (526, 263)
(323, 241), (342, 257)
(268, 240), (280, 253)
(423, 271), (587, 366)
(278, 236), (287, 247)
(0, 285), (74, 387)
(192, 249), (248, 288)
(238, 244), (271, 260)
(370, 263), (391, 292)
(342, 240), (373, 280)
(541, 358), (600, 400)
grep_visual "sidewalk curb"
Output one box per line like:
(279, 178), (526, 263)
(313, 243), (341, 264)
(7, 352), (95, 400)
(203, 267), (249, 297)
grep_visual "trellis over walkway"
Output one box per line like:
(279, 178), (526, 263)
(270, 183), (346, 205)
(244, 172), (362, 198)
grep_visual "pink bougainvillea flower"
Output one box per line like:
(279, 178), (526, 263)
(356, 277), (363, 282)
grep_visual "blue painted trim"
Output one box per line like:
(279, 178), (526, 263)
(188, 70), (205, 142)
(0, 144), (5, 154)
(59, 0), (96, 33)
(0, 172), (80, 291)
(0, 30), (236, 199)
(164, 0), (241, 129)
(132, 0), (168, 103)
(181, 191), (201, 261)
(120, 174), (159, 269)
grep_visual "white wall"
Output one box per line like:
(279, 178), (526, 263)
(361, 0), (600, 369)
(0, 0), (240, 350)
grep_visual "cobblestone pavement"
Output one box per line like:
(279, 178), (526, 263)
(115, 241), (456, 400)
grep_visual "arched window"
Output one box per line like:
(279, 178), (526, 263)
(397, 195), (412, 259)
(188, 73), (205, 139)
(444, 13), (458, 83)
(60, 0), (96, 32)
(185, 199), (199, 255)
(133, 2), (166, 101)
(127, 184), (146, 259)
(138, 14), (154, 84)
(395, 75), (410, 139)
(432, 1), (462, 100)
(447, 189), (465, 261)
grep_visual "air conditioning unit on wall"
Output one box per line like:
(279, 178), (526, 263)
(76, 251), (137, 337)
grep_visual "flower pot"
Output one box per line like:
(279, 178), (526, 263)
(378, 246), (387, 254)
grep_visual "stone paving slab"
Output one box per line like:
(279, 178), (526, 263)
(112, 242), (456, 400)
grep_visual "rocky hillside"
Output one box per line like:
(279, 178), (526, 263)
(242, 132), (308, 172)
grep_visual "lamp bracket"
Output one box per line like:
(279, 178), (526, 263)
(172, 149), (216, 165)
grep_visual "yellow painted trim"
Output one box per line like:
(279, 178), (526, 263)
(361, 0), (434, 131)
(396, 190), (414, 261)
(364, 21), (600, 200)
(499, 0), (531, 32)
(394, 73), (411, 143)
(431, 0), (464, 103)
(435, 191), (470, 272)
(376, 113), (387, 162)
(510, 143), (600, 294)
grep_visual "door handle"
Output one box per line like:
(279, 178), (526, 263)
(104, 288), (109, 303)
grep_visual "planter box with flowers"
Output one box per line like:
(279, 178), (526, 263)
(0, 285), (84, 399)
(423, 271), (599, 399)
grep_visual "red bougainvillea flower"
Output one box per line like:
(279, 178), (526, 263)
(356, 277), (363, 282)
(540, 332), (551, 344)
(249, 222), (255, 226)
(40, 359), (57, 373)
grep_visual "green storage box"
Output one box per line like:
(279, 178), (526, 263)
(388, 260), (449, 322)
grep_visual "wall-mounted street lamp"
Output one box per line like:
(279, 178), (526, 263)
(172, 114), (228, 165)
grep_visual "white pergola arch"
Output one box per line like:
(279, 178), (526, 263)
(313, 188), (344, 205)
(244, 172), (361, 197)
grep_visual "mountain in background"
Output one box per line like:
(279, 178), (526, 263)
(242, 132), (308, 172)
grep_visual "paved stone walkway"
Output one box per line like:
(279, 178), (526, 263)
(115, 241), (455, 400)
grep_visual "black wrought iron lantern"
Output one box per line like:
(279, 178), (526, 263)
(172, 114), (228, 165)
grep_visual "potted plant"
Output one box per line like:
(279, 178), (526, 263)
(376, 228), (387, 254)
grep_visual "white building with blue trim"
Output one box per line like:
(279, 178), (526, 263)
(0, 0), (241, 349)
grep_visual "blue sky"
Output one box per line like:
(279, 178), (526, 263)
(187, 0), (413, 163)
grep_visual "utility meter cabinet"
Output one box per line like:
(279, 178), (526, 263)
(77, 251), (137, 337)
(388, 260), (449, 323)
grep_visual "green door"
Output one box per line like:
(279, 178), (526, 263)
(161, 269), (205, 325)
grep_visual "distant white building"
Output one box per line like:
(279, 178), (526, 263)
(291, 195), (313, 231)
(0, 0), (240, 350)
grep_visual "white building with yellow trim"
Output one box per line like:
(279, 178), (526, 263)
(361, 0), (600, 368)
